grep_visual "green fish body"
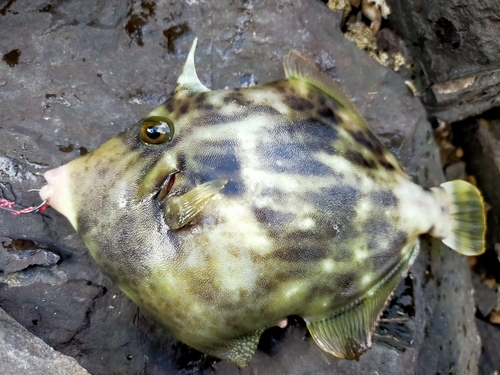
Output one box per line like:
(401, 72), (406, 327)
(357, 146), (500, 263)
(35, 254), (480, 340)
(40, 39), (485, 367)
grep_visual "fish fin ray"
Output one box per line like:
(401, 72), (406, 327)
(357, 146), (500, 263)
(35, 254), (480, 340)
(176, 38), (211, 93)
(283, 50), (368, 129)
(440, 180), (486, 255)
(163, 178), (227, 230)
(306, 241), (418, 359)
(208, 329), (264, 368)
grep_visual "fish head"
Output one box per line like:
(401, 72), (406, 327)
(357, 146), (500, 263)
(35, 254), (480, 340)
(39, 38), (212, 231)
(39, 114), (181, 230)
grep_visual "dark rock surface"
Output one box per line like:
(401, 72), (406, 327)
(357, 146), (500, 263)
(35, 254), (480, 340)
(0, 307), (90, 375)
(386, 0), (500, 123)
(450, 110), (500, 375)
(476, 319), (500, 375)
(0, 0), (480, 374)
(0, 237), (60, 274)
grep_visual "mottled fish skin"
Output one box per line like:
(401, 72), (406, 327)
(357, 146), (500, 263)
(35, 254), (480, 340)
(50, 74), (445, 362)
(42, 39), (486, 366)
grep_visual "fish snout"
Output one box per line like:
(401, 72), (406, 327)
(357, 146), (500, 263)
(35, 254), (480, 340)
(39, 163), (78, 229)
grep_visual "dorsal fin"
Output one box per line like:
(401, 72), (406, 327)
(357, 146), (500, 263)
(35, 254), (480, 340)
(283, 50), (368, 129)
(176, 38), (211, 93)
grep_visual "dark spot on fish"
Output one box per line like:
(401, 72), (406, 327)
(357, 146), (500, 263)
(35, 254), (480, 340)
(273, 246), (326, 262)
(178, 102), (189, 116)
(329, 246), (353, 262)
(317, 107), (338, 122)
(222, 180), (242, 196)
(176, 153), (186, 170)
(99, 191), (110, 206)
(79, 146), (89, 156)
(2, 49), (21, 67)
(379, 160), (395, 171)
(365, 217), (391, 239)
(337, 272), (358, 295)
(258, 119), (339, 175)
(252, 105), (281, 117)
(200, 103), (214, 111)
(285, 96), (314, 111)
(370, 190), (398, 207)
(194, 151), (243, 196)
(309, 185), (361, 243)
(345, 150), (376, 169)
(96, 166), (109, 179)
(195, 92), (207, 103)
(126, 155), (142, 172)
(387, 231), (408, 253)
(364, 220), (407, 269)
(273, 83), (286, 94)
(350, 130), (385, 157)
(253, 207), (295, 227)
(223, 92), (251, 106)
(162, 23), (189, 53)
(163, 99), (175, 113)
(260, 143), (334, 176)
(196, 105), (280, 126)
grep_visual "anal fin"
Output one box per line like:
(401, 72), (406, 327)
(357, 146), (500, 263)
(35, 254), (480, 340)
(306, 241), (419, 359)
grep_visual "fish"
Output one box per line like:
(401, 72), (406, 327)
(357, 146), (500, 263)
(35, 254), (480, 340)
(39, 39), (485, 367)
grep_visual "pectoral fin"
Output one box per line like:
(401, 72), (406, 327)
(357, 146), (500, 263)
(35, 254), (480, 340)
(163, 179), (227, 230)
(306, 240), (418, 359)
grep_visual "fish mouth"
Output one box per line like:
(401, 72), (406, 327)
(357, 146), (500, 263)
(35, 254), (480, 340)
(39, 163), (79, 229)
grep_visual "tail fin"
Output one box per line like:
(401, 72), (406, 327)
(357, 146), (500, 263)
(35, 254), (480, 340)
(440, 180), (486, 256)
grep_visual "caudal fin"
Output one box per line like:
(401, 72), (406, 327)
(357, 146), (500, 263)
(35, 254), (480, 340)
(440, 180), (486, 256)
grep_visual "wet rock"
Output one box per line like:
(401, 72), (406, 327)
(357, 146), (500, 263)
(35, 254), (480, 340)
(386, 0), (500, 123)
(0, 0), (481, 374)
(472, 272), (498, 318)
(0, 307), (90, 375)
(475, 319), (500, 375)
(444, 161), (466, 182)
(0, 237), (60, 274)
(450, 110), (500, 375)
(452, 113), (500, 245)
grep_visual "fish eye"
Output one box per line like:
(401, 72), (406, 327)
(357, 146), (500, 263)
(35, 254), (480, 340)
(139, 116), (175, 145)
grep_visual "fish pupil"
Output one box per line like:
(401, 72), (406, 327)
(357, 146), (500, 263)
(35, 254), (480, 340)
(146, 126), (164, 139)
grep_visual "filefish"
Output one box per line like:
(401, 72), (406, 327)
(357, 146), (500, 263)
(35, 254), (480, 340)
(39, 39), (485, 367)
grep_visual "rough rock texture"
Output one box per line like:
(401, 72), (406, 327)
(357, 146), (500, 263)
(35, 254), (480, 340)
(476, 319), (500, 375)
(450, 110), (500, 375)
(386, 0), (500, 123)
(0, 307), (90, 375)
(0, 0), (480, 374)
